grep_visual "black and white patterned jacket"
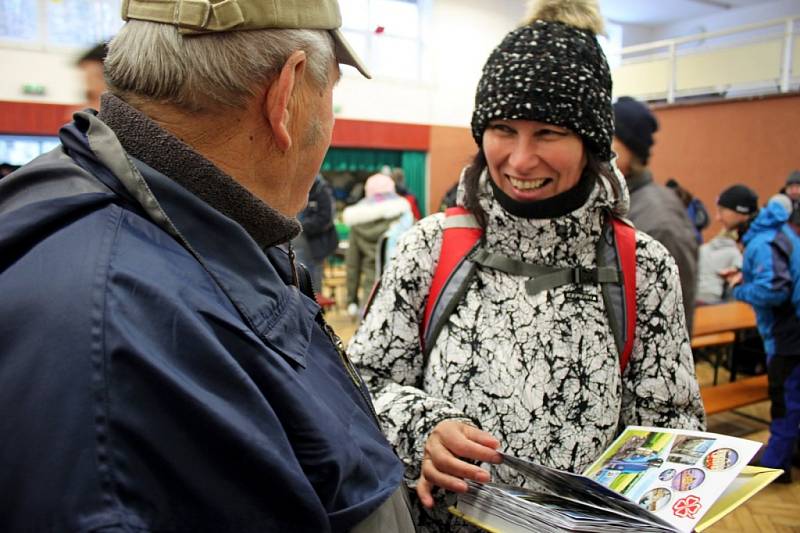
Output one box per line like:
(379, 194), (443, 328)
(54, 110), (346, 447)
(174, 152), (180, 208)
(348, 169), (706, 530)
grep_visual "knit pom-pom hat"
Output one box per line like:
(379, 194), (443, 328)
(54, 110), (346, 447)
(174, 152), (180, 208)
(365, 173), (396, 198)
(471, 0), (613, 162)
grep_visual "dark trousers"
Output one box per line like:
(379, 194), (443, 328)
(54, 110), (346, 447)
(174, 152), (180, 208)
(762, 355), (800, 470)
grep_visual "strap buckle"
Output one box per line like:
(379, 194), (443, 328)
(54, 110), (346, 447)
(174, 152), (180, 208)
(573, 268), (598, 284)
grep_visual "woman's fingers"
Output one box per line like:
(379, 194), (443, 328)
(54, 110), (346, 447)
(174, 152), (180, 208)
(422, 453), (471, 491)
(416, 475), (435, 508)
(431, 420), (503, 464)
(454, 425), (503, 463)
(426, 437), (490, 482)
(416, 419), (505, 508)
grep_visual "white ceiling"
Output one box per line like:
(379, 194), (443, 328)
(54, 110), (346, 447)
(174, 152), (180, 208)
(597, 0), (781, 25)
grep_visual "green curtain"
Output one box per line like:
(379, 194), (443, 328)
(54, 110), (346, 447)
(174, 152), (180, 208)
(321, 148), (402, 172)
(322, 147), (427, 216)
(401, 151), (427, 216)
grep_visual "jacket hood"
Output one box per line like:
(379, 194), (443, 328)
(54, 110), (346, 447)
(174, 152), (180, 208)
(342, 195), (410, 227)
(743, 200), (789, 245)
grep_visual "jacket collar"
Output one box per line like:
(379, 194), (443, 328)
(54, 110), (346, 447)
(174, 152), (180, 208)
(625, 169), (653, 194)
(97, 93), (300, 249)
(65, 108), (317, 368)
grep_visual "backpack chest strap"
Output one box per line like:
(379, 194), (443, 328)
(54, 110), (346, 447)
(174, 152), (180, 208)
(471, 249), (620, 296)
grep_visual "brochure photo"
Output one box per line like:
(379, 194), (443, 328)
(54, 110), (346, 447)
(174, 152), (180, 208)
(450, 426), (784, 533)
(583, 426), (761, 532)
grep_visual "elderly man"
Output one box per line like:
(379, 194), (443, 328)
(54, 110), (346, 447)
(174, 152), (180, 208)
(0, 2), (413, 532)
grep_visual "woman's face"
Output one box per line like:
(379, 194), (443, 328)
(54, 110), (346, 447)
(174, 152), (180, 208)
(483, 119), (587, 202)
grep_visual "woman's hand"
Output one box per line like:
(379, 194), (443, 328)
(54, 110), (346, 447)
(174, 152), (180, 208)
(416, 419), (503, 508)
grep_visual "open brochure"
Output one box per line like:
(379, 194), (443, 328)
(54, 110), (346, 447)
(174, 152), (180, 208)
(450, 426), (784, 533)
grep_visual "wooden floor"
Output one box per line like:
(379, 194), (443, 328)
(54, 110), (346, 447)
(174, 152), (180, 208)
(695, 364), (800, 532)
(324, 308), (800, 532)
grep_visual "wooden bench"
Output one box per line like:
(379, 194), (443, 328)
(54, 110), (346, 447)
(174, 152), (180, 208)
(700, 374), (769, 416)
(691, 332), (736, 350)
(692, 332), (737, 386)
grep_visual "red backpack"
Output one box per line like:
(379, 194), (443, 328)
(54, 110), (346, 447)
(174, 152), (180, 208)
(420, 206), (637, 373)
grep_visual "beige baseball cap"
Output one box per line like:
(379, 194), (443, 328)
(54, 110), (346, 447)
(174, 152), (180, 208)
(121, 0), (370, 78)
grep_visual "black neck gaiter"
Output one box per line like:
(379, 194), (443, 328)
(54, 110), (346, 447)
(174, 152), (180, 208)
(488, 172), (596, 219)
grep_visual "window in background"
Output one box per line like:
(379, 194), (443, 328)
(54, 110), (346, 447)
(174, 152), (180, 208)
(0, 135), (60, 166)
(599, 20), (624, 70)
(47, 0), (122, 46)
(0, 0), (38, 42)
(338, 0), (428, 81)
(0, 0), (122, 48)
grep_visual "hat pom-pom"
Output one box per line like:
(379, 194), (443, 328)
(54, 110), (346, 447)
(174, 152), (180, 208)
(524, 0), (605, 35)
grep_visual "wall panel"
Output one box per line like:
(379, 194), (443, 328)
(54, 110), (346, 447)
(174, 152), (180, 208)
(649, 93), (800, 239)
(427, 125), (475, 214)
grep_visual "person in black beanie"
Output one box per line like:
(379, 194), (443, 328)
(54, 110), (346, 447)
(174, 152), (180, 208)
(613, 96), (699, 333)
(697, 184), (758, 304)
(348, 1), (705, 530)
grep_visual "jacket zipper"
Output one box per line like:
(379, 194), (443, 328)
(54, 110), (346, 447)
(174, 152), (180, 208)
(318, 317), (381, 426)
(287, 245), (381, 426)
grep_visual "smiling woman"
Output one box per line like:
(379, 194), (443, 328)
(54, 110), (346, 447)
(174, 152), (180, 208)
(482, 119), (587, 202)
(347, 1), (706, 531)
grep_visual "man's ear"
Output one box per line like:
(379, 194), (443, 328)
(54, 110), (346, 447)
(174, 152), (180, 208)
(265, 50), (307, 152)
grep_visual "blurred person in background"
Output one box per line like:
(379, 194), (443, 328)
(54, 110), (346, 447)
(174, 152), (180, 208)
(343, 172), (413, 316)
(390, 166), (422, 221)
(666, 177), (709, 244)
(438, 181), (459, 211)
(725, 194), (800, 483)
(613, 96), (699, 333)
(781, 170), (800, 205)
(696, 184), (758, 305)
(293, 173), (339, 295)
(782, 170), (800, 227)
(76, 42), (108, 110)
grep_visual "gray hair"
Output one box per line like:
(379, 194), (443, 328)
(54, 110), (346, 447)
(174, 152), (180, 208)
(105, 20), (335, 112)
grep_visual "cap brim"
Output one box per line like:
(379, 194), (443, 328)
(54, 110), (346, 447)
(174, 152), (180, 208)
(331, 28), (371, 79)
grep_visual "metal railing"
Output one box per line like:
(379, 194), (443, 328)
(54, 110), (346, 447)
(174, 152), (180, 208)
(613, 16), (799, 103)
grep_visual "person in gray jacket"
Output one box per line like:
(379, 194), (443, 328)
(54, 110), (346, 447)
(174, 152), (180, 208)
(613, 96), (699, 333)
(696, 185), (758, 304)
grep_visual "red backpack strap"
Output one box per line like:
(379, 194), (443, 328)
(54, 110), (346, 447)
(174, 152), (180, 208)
(610, 217), (637, 373)
(421, 207), (483, 348)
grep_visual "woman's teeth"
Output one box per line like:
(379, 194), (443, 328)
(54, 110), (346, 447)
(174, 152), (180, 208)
(509, 177), (549, 190)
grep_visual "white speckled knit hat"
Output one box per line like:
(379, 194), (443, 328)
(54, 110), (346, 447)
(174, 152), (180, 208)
(471, 0), (613, 162)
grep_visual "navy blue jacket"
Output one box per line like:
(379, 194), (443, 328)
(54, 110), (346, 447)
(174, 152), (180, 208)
(298, 174), (339, 261)
(0, 112), (403, 532)
(733, 200), (800, 358)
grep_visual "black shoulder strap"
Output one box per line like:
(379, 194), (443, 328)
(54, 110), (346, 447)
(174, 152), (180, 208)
(423, 241), (481, 359)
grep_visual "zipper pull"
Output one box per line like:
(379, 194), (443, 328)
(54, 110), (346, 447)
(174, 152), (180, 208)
(287, 241), (299, 288)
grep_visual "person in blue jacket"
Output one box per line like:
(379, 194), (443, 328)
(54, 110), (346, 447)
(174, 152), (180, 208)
(726, 194), (800, 483)
(0, 1), (413, 532)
